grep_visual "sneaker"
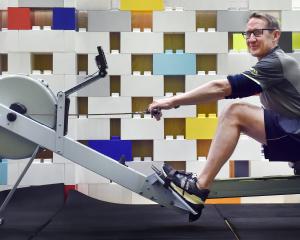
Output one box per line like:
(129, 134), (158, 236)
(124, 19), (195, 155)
(161, 163), (210, 222)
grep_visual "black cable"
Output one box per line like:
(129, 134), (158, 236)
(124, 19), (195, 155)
(214, 205), (240, 240)
(26, 112), (150, 117)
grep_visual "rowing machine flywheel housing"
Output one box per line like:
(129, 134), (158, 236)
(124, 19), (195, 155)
(0, 75), (57, 159)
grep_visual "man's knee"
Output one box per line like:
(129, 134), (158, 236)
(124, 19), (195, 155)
(220, 102), (252, 125)
(219, 103), (261, 126)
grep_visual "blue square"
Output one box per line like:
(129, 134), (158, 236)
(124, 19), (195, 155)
(234, 160), (249, 177)
(88, 138), (133, 162)
(52, 8), (76, 30)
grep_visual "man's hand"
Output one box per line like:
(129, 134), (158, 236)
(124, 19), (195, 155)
(148, 98), (175, 121)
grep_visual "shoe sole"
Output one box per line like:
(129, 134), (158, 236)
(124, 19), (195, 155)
(152, 165), (198, 215)
(161, 167), (204, 206)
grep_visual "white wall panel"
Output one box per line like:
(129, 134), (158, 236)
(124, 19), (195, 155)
(76, 75), (110, 97)
(153, 11), (196, 32)
(29, 74), (65, 95)
(76, 183), (89, 195)
(293, 0), (300, 9)
(64, 31), (76, 52)
(249, 0), (292, 10)
(89, 53), (132, 75)
(68, 96), (78, 115)
(217, 53), (257, 75)
(76, 0), (111, 10)
(0, 31), (19, 53)
(165, 0), (228, 10)
(88, 183), (133, 204)
(227, 0), (248, 10)
(88, 11), (131, 32)
(65, 163), (76, 184)
(77, 117), (110, 140)
(121, 75), (164, 96)
(7, 162), (19, 185)
(241, 195), (300, 204)
(0, 32), (7, 52)
(121, 32), (163, 53)
(64, 0), (76, 7)
(19, 0), (64, 7)
(53, 153), (70, 164)
(75, 165), (110, 183)
(0, 186), (12, 191)
(76, 32), (110, 54)
(218, 96), (261, 115)
(20, 163), (65, 185)
(121, 118), (164, 140)
(161, 106), (196, 118)
(127, 161), (164, 176)
(6, 31), (20, 52)
(87, 53), (99, 74)
(8, 53), (31, 74)
(217, 11), (250, 32)
(64, 75), (78, 97)
(229, 135), (262, 160)
(66, 118), (78, 140)
(185, 32), (228, 53)
(19, 30), (65, 52)
(0, 0), (8, 9)
(250, 161), (293, 177)
(185, 75), (226, 91)
(88, 96), (131, 118)
(281, 11), (300, 31)
(53, 52), (77, 75)
(186, 160), (230, 179)
(0, 0), (18, 9)
(154, 96), (196, 118)
(154, 139), (197, 161)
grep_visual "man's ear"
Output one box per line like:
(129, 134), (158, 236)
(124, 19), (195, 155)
(273, 30), (281, 42)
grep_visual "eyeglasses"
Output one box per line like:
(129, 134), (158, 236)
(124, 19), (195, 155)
(242, 29), (276, 39)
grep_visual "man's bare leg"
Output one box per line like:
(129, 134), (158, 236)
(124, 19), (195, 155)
(197, 103), (267, 189)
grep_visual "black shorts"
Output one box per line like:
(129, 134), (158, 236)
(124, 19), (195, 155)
(263, 109), (300, 162)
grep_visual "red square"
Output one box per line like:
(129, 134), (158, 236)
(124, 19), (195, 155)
(7, 7), (31, 30)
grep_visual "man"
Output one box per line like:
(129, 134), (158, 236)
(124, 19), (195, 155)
(148, 12), (300, 221)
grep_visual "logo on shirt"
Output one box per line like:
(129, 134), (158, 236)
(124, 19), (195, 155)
(250, 67), (258, 76)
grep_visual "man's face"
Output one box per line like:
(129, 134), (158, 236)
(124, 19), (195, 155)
(245, 18), (279, 59)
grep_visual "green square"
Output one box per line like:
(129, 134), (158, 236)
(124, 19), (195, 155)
(233, 33), (247, 51)
(292, 32), (300, 50)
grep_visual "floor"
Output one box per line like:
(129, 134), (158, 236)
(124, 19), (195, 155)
(1, 184), (300, 240)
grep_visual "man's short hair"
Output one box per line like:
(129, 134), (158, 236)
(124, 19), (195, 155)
(248, 12), (281, 31)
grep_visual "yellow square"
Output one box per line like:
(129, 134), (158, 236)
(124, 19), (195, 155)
(120, 0), (164, 11)
(186, 115), (218, 140)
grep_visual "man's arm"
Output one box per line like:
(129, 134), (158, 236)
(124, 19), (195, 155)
(171, 79), (231, 106)
(148, 79), (231, 119)
(148, 74), (263, 120)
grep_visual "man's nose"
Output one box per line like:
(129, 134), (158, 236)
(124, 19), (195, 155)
(247, 33), (257, 41)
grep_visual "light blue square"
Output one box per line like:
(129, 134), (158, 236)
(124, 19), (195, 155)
(0, 159), (8, 185)
(153, 53), (196, 75)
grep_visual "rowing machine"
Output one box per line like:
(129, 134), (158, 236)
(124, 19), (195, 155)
(0, 47), (193, 224)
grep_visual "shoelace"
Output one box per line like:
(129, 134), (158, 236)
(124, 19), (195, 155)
(176, 171), (198, 196)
